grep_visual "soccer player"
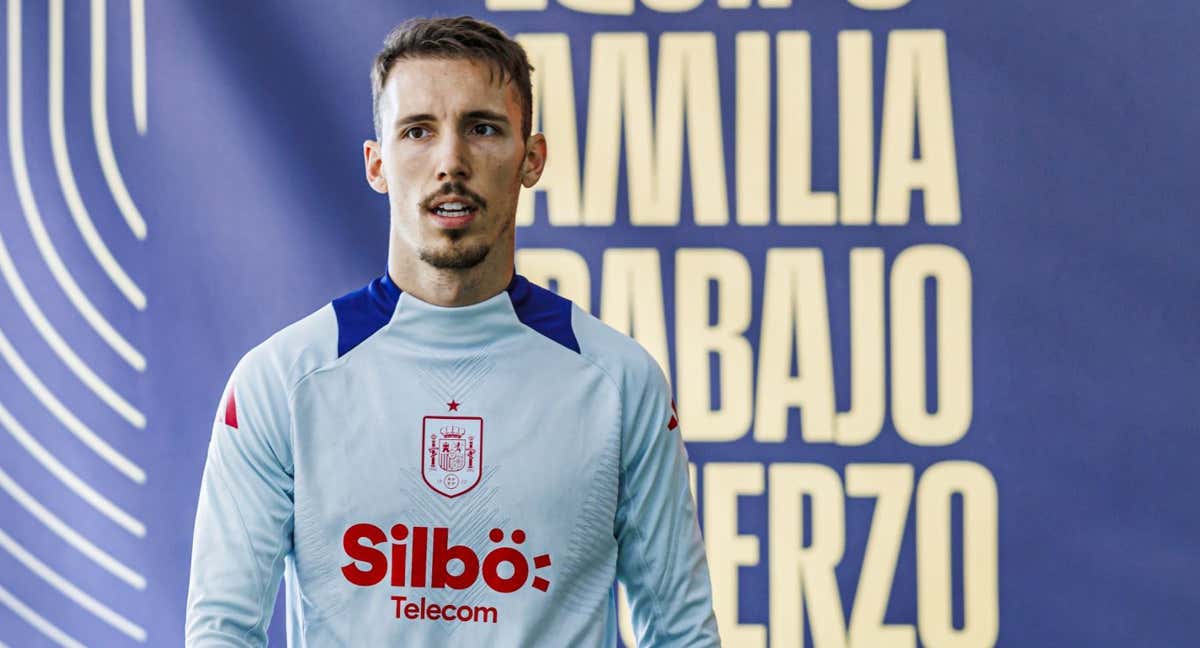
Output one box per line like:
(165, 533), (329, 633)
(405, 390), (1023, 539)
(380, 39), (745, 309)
(185, 16), (720, 647)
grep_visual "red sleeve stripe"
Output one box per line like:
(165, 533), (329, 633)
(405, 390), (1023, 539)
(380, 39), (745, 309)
(224, 387), (239, 429)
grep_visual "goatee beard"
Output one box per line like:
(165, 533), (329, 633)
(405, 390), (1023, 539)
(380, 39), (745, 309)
(419, 241), (491, 270)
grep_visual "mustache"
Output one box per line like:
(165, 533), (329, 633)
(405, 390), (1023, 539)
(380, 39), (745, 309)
(419, 182), (488, 211)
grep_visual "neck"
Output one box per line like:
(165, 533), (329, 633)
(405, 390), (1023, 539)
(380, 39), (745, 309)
(386, 240), (514, 308)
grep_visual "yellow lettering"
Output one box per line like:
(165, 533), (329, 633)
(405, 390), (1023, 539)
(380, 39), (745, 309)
(877, 30), (961, 225)
(736, 31), (771, 225)
(561, 0), (634, 15)
(485, 0), (548, 9)
(848, 0), (912, 9)
(916, 462), (999, 648)
(516, 34), (583, 226)
(838, 30), (874, 225)
(846, 464), (916, 648)
(676, 248), (753, 441)
(890, 245), (973, 446)
(835, 248), (885, 446)
(644, 0), (704, 11)
(755, 249), (836, 443)
(705, 463), (767, 647)
(770, 463), (848, 648)
(777, 32), (837, 225)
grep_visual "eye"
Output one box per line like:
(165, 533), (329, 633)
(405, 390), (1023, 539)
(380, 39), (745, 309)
(471, 123), (499, 136)
(403, 126), (430, 140)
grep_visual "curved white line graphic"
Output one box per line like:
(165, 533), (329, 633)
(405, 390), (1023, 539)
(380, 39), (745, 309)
(0, 228), (147, 424)
(6, 7), (150, 381)
(0, 326), (145, 483)
(8, 0), (146, 373)
(0, 399), (145, 536)
(7, 1), (150, 426)
(0, 528), (147, 641)
(0, 582), (86, 648)
(49, 0), (147, 311)
(0, 467), (146, 590)
(131, 0), (146, 135)
(91, 0), (147, 240)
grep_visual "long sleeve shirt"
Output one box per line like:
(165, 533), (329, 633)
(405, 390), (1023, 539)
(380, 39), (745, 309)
(185, 273), (720, 647)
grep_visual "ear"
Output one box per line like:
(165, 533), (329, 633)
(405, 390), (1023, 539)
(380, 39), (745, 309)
(520, 133), (547, 189)
(363, 139), (388, 194)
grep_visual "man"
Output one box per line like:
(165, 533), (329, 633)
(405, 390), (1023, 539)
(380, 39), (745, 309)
(185, 16), (720, 647)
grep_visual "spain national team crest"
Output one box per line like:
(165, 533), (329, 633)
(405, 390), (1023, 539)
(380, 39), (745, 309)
(421, 416), (483, 498)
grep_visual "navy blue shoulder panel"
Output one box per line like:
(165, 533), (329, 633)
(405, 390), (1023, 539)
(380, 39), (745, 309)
(506, 274), (580, 354)
(331, 274), (402, 358)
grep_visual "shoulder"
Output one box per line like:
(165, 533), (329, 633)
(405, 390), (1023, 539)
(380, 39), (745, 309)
(330, 274), (401, 358)
(234, 302), (339, 397)
(571, 305), (675, 453)
(218, 302), (337, 443)
(570, 299), (668, 396)
(507, 275), (664, 390)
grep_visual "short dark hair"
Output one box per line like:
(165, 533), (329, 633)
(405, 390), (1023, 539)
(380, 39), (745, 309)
(371, 16), (534, 142)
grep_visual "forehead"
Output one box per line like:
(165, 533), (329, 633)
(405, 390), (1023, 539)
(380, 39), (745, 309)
(380, 57), (519, 122)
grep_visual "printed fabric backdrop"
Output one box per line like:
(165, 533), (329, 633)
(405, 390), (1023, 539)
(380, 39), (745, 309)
(0, 0), (1195, 646)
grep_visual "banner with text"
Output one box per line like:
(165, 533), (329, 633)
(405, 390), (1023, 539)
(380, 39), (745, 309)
(0, 1), (1193, 646)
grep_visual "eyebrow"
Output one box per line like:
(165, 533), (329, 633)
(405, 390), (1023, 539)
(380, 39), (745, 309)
(394, 110), (510, 129)
(463, 110), (510, 125)
(393, 113), (437, 129)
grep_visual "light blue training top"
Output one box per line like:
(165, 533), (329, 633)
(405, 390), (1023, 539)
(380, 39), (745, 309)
(185, 273), (719, 647)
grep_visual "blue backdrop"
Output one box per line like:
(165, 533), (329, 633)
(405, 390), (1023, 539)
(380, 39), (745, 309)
(0, 0), (1195, 646)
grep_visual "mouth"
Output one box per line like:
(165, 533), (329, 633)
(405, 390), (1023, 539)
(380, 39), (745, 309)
(424, 196), (479, 229)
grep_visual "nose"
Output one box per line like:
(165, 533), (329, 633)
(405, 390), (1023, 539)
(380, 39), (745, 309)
(435, 131), (471, 182)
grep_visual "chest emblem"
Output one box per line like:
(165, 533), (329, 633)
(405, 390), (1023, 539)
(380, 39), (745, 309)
(422, 415), (483, 498)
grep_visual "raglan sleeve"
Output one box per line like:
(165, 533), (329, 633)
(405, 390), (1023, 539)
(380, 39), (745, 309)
(613, 354), (721, 647)
(185, 349), (295, 647)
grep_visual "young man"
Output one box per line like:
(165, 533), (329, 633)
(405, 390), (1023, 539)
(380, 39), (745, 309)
(185, 16), (720, 647)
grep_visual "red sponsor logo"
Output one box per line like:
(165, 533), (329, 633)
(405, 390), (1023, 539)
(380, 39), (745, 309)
(390, 595), (498, 624)
(341, 524), (551, 594)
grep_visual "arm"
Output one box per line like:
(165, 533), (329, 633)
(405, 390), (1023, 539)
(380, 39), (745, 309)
(614, 356), (720, 647)
(185, 353), (295, 647)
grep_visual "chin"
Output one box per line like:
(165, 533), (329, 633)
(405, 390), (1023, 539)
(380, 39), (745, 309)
(419, 241), (491, 270)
